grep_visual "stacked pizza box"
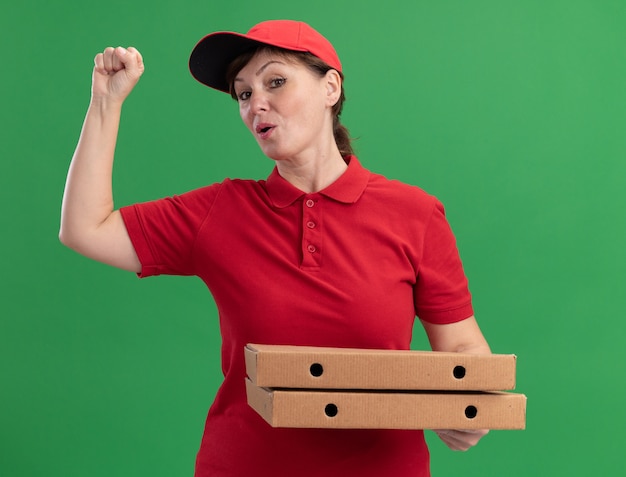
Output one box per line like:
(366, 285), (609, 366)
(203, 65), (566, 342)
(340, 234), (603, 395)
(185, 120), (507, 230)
(244, 344), (526, 430)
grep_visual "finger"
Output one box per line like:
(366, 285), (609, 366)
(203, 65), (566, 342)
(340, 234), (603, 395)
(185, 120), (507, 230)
(434, 429), (488, 451)
(434, 430), (470, 451)
(126, 46), (143, 66)
(129, 47), (145, 76)
(116, 46), (145, 79)
(454, 428), (489, 442)
(434, 428), (488, 437)
(444, 436), (470, 451)
(102, 47), (116, 73)
(94, 52), (105, 75)
(111, 46), (127, 72)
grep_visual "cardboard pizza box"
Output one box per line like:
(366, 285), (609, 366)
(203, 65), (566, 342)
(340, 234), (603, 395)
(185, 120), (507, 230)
(245, 344), (517, 391)
(245, 378), (527, 430)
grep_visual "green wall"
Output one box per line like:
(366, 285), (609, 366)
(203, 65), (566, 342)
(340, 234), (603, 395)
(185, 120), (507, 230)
(2, 1), (625, 475)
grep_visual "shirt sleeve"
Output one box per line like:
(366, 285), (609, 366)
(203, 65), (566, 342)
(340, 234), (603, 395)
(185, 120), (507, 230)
(119, 183), (222, 278)
(414, 199), (474, 324)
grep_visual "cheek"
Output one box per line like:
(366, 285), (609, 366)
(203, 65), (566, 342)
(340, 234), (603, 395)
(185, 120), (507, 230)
(239, 105), (253, 129)
(287, 95), (323, 125)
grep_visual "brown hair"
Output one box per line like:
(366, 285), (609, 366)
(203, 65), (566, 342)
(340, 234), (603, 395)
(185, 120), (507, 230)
(226, 46), (354, 157)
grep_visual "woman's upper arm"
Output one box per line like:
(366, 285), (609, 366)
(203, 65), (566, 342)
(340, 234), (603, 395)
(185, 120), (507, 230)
(420, 315), (491, 354)
(61, 209), (141, 273)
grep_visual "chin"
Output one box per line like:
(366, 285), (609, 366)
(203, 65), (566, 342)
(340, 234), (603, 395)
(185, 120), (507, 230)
(259, 146), (294, 162)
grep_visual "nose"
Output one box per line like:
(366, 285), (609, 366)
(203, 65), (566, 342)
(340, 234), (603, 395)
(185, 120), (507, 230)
(249, 91), (269, 115)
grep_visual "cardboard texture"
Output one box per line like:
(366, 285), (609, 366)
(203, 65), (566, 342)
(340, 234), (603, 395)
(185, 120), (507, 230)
(245, 378), (527, 430)
(245, 344), (517, 391)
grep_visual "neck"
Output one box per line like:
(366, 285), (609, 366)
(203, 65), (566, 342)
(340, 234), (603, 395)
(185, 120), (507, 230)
(275, 147), (348, 193)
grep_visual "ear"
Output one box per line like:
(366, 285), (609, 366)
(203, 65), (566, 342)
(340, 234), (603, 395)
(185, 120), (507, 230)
(324, 69), (342, 107)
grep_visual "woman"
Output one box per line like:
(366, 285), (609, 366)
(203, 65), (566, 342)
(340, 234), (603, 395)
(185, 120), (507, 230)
(60, 20), (491, 477)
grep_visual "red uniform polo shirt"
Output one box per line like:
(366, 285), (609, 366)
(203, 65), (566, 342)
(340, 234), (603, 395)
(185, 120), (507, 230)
(120, 156), (473, 477)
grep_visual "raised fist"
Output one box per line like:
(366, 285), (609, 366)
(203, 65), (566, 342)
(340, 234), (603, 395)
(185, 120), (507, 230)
(92, 46), (145, 103)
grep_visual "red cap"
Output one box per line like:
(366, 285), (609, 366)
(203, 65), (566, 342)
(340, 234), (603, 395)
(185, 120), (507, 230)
(189, 20), (342, 93)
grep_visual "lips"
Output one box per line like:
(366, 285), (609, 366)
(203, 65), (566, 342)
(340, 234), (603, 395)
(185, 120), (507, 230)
(255, 123), (276, 139)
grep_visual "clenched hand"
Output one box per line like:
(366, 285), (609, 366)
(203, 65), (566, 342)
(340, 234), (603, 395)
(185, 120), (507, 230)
(92, 46), (144, 103)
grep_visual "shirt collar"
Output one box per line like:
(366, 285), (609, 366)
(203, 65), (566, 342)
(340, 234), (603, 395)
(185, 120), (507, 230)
(265, 156), (370, 208)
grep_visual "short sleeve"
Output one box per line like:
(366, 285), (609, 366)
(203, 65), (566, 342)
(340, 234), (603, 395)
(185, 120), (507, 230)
(414, 200), (474, 324)
(120, 184), (222, 278)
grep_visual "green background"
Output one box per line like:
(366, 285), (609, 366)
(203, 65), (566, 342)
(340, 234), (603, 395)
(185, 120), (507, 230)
(2, 0), (625, 475)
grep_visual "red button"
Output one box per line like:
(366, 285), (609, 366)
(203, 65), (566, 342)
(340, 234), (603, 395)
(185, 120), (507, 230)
(306, 221), (316, 229)
(305, 199), (315, 208)
(307, 244), (316, 253)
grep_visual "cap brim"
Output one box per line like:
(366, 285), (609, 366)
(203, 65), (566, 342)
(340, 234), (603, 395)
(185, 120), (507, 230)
(189, 32), (267, 93)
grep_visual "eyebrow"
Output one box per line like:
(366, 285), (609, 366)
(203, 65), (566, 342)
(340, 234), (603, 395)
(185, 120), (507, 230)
(234, 60), (287, 83)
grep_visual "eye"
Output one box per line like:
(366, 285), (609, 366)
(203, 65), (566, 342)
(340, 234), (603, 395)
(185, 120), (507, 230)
(237, 90), (251, 101)
(269, 77), (286, 89)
